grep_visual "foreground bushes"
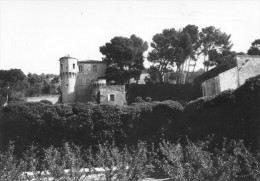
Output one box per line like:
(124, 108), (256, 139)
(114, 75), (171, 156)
(0, 100), (183, 154)
(1, 138), (259, 181)
(183, 74), (260, 148)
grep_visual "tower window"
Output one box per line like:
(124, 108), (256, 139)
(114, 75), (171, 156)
(79, 65), (83, 72)
(73, 63), (75, 69)
(60, 64), (63, 70)
(108, 94), (115, 101)
(92, 65), (97, 72)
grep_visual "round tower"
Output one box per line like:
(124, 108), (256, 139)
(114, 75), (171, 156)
(59, 55), (78, 103)
(90, 79), (106, 103)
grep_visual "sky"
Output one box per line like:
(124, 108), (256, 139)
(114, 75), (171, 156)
(0, 0), (260, 75)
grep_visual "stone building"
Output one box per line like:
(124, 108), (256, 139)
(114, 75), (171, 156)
(200, 55), (260, 97)
(59, 56), (126, 105)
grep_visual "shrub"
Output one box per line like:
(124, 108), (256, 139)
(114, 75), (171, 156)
(183, 85), (257, 145)
(0, 143), (25, 181)
(157, 138), (260, 181)
(1, 100), (184, 154)
(40, 100), (53, 105)
(134, 96), (143, 103)
(144, 97), (152, 102)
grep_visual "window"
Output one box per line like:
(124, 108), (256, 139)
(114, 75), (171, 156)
(73, 63), (75, 69)
(60, 64), (63, 70)
(108, 94), (115, 101)
(92, 65), (97, 72)
(79, 65), (83, 72)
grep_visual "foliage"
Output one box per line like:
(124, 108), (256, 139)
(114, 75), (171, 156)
(93, 141), (154, 181)
(0, 69), (60, 107)
(1, 138), (259, 181)
(147, 26), (198, 83)
(247, 39), (260, 55)
(0, 100), (184, 154)
(157, 138), (260, 181)
(100, 35), (148, 84)
(0, 143), (25, 181)
(199, 26), (233, 70)
(184, 74), (260, 147)
(0, 141), (155, 181)
(40, 99), (53, 105)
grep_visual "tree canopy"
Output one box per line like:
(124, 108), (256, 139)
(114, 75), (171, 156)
(199, 26), (233, 70)
(147, 25), (199, 83)
(147, 25), (233, 84)
(100, 35), (148, 84)
(247, 39), (260, 55)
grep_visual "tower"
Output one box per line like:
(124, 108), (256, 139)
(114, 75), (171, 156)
(90, 79), (106, 103)
(59, 55), (78, 103)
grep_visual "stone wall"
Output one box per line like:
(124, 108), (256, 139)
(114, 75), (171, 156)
(26, 95), (60, 104)
(202, 55), (260, 97)
(75, 63), (106, 102)
(219, 67), (238, 92)
(100, 85), (126, 106)
(237, 55), (260, 86)
(202, 76), (220, 97)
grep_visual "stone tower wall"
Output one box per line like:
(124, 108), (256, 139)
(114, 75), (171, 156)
(60, 57), (78, 103)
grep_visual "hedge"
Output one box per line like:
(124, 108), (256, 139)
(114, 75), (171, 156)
(183, 74), (260, 148)
(0, 100), (184, 155)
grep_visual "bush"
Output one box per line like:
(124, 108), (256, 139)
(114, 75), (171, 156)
(157, 138), (260, 181)
(134, 96), (143, 103)
(1, 138), (259, 181)
(183, 74), (260, 148)
(40, 100), (53, 105)
(144, 97), (152, 102)
(0, 100), (184, 154)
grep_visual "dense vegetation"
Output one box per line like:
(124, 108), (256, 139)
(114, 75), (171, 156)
(1, 138), (259, 180)
(0, 100), (183, 154)
(0, 72), (259, 180)
(183, 74), (260, 148)
(0, 69), (60, 107)
(1, 74), (260, 153)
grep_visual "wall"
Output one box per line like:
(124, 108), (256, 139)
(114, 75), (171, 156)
(201, 55), (260, 97)
(60, 57), (78, 103)
(26, 95), (60, 104)
(202, 76), (220, 97)
(237, 55), (260, 86)
(126, 84), (198, 103)
(219, 67), (238, 92)
(75, 62), (106, 102)
(100, 85), (126, 106)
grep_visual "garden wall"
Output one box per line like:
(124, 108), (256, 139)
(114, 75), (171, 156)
(126, 84), (201, 104)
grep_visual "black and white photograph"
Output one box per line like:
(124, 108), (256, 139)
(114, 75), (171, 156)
(0, 0), (260, 180)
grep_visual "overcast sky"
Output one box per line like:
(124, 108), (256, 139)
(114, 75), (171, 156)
(0, 0), (260, 74)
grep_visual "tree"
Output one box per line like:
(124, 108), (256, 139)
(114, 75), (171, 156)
(0, 69), (26, 86)
(100, 35), (148, 84)
(147, 28), (178, 83)
(199, 26), (233, 71)
(148, 26), (197, 84)
(247, 39), (260, 55)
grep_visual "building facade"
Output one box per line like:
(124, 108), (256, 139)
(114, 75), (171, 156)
(59, 56), (126, 105)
